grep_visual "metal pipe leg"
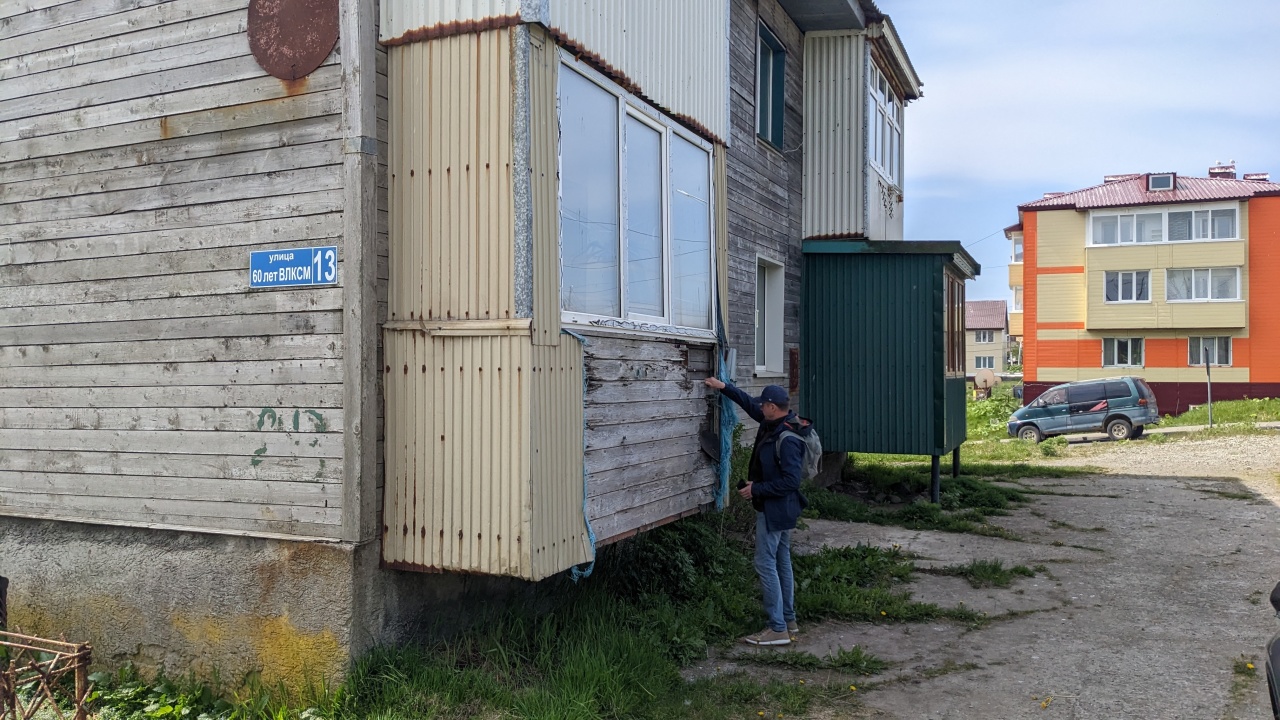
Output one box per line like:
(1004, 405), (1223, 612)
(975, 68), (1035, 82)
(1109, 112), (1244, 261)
(952, 447), (961, 478)
(931, 455), (941, 504)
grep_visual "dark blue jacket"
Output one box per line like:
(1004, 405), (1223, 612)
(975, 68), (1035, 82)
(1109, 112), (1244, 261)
(719, 382), (809, 532)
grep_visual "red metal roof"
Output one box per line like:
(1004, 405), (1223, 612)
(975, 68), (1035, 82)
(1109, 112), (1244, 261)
(965, 300), (1007, 330)
(1020, 173), (1280, 211)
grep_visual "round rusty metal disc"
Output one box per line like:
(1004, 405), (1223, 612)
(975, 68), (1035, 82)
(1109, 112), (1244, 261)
(248, 0), (339, 81)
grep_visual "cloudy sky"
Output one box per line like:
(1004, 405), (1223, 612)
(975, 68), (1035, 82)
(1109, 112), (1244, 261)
(890, 0), (1280, 302)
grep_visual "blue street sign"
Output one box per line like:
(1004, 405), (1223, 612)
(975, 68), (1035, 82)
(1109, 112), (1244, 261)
(249, 246), (338, 288)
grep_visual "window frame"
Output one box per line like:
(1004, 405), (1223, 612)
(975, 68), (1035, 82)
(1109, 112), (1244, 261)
(1103, 270), (1151, 304)
(1188, 336), (1233, 366)
(868, 63), (903, 186)
(1163, 267), (1241, 303)
(1013, 287), (1023, 312)
(1087, 202), (1241, 247)
(974, 355), (995, 370)
(756, 21), (785, 149)
(974, 329), (994, 344)
(944, 271), (965, 377)
(1011, 233), (1024, 263)
(1148, 173), (1174, 191)
(1102, 337), (1145, 368)
(557, 54), (717, 335)
(754, 256), (785, 375)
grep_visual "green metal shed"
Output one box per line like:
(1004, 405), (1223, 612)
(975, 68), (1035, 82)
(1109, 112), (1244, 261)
(800, 240), (980, 501)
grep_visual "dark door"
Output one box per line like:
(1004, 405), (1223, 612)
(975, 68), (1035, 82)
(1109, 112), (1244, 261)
(1066, 382), (1109, 432)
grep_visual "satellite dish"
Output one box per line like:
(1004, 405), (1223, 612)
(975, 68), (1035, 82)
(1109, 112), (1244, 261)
(974, 369), (998, 390)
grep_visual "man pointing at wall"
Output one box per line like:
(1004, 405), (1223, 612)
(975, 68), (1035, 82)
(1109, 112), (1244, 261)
(704, 378), (810, 646)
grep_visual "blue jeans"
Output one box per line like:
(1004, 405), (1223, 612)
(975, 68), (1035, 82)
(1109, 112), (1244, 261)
(754, 511), (796, 633)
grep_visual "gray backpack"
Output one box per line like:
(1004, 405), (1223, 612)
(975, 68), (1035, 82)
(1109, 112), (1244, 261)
(775, 424), (823, 480)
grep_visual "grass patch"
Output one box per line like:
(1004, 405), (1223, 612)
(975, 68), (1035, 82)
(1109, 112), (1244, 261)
(1048, 519), (1107, 532)
(803, 456), (1095, 540)
(84, 438), (947, 720)
(920, 559), (1035, 589)
(742, 647), (888, 676)
(1162, 397), (1280, 427)
(1230, 654), (1260, 698)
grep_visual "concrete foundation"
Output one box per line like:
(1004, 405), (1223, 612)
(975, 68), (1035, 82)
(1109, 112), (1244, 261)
(0, 516), (530, 689)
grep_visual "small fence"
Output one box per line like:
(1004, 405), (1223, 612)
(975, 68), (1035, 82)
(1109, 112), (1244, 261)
(0, 576), (92, 720)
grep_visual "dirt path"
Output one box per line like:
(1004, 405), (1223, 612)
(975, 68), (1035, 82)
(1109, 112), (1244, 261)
(691, 437), (1280, 719)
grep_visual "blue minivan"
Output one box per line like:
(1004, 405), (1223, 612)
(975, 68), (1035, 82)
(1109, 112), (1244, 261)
(1007, 376), (1159, 442)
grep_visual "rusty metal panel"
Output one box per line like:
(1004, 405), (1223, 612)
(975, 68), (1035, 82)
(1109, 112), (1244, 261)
(382, 0), (730, 143)
(381, 0), (523, 45)
(382, 328), (533, 577)
(248, 0), (340, 80)
(387, 29), (516, 326)
(803, 32), (865, 239)
(529, 336), (592, 580)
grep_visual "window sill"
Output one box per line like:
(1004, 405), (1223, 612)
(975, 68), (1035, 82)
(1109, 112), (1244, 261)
(753, 369), (787, 379)
(561, 315), (717, 344)
(1164, 299), (1243, 304)
(1103, 300), (1152, 305)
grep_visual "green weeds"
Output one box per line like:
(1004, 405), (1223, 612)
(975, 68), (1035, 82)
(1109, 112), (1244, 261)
(1162, 397), (1280, 427)
(920, 559), (1036, 589)
(742, 646), (888, 675)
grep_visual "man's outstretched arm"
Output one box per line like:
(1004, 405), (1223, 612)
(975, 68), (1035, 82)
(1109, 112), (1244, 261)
(704, 377), (765, 423)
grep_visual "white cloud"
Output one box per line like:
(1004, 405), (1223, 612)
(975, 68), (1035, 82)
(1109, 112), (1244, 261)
(894, 0), (1280, 185)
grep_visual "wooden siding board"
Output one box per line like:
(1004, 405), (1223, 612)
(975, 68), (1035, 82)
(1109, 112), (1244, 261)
(0, 0), (350, 538)
(1, 312), (343, 348)
(1, 10), (246, 81)
(580, 333), (715, 536)
(2, 213), (341, 266)
(2, 90), (344, 164)
(0, 450), (340, 483)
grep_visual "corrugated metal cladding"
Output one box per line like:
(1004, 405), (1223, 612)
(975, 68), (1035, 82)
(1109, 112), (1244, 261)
(381, 0), (731, 143)
(384, 27), (590, 579)
(802, 252), (948, 456)
(384, 331), (530, 576)
(530, 338), (593, 578)
(383, 331), (591, 579)
(803, 33), (865, 238)
(529, 26), (561, 347)
(388, 29), (515, 323)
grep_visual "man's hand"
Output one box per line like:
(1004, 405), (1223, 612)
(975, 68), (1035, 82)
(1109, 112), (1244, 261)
(737, 481), (753, 499)
(704, 377), (726, 390)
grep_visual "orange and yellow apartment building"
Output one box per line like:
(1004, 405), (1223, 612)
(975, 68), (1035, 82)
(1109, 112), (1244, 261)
(1007, 165), (1280, 413)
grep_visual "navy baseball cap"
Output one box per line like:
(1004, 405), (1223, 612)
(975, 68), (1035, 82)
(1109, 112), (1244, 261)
(756, 385), (790, 406)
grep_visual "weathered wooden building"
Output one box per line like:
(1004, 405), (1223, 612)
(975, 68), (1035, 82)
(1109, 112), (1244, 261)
(723, 0), (922, 406)
(0, 0), (925, 684)
(0, 0), (725, 682)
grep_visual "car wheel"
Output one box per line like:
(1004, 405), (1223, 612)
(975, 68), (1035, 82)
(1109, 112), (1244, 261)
(1017, 425), (1043, 443)
(1107, 418), (1133, 441)
(1131, 425), (1145, 439)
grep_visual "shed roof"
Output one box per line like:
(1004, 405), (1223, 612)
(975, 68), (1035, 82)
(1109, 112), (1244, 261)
(803, 239), (980, 279)
(965, 300), (1007, 330)
(1020, 173), (1280, 211)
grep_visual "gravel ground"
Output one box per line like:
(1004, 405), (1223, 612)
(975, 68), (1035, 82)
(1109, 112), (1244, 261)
(1048, 432), (1280, 505)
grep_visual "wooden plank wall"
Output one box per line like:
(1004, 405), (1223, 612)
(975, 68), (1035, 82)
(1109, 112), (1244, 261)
(725, 0), (805, 407)
(0, 0), (348, 538)
(582, 334), (716, 543)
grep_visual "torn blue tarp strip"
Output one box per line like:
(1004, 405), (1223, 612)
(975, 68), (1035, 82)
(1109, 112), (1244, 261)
(713, 297), (738, 510)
